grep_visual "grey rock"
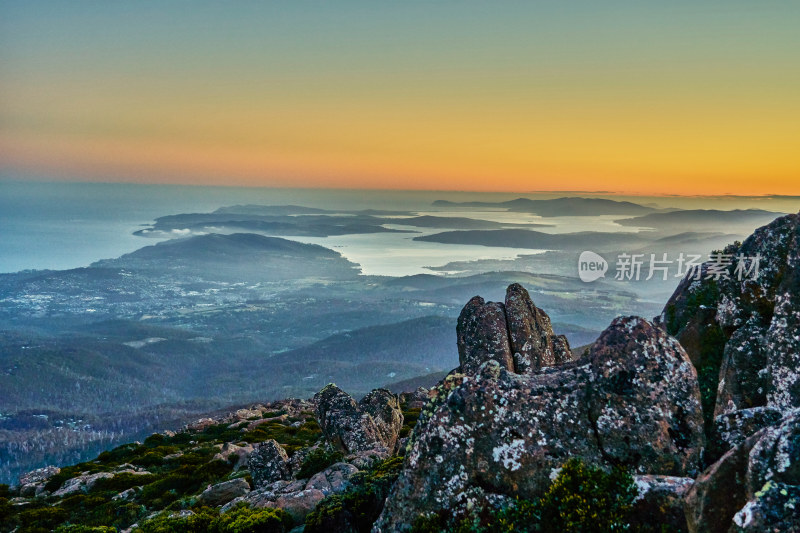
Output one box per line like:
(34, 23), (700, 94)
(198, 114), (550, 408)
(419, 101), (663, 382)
(663, 212), (800, 418)
(18, 465), (60, 486)
(359, 389), (404, 452)
(305, 462), (358, 496)
(375, 315), (704, 531)
(248, 439), (292, 488)
(504, 282), (571, 371)
(18, 465), (60, 497)
(273, 488), (326, 523)
(588, 316), (705, 476)
(213, 442), (254, 471)
(398, 387), (430, 410)
(52, 472), (114, 497)
(713, 406), (782, 452)
(630, 475), (694, 533)
(685, 410), (800, 532)
(197, 478), (251, 507)
(313, 384), (403, 455)
(456, 296), (514, 375)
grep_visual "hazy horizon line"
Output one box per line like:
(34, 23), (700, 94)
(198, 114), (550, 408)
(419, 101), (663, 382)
(4, 177), (800, 200)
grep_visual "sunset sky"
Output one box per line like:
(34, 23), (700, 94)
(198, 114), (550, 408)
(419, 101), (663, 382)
(1, 2), (798, 195)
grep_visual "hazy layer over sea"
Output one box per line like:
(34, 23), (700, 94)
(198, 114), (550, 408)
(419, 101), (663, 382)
(2, 180), (797, 275)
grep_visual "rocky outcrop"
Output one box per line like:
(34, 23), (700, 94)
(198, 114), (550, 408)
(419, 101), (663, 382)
(685, 410), (800, 532)
(305, 462), (359, 496)
(213, 442), (254, 471)
(504, 282), (572, 371)
(588, 317), (705, 474)
(457, 284), (572, 375)
(248, 439), (292, 488)
(359, 389), (404, 453)
(227, 462), (358, 523)
(457, 296), (514, 374)
(313, 384), (403, 456)
(52, 471), (114, 497)
(17, 465), (60, 497)
(713, 406), (782, 451)
(663, 213), (800, 426)
(197, 478), (250, 507)
(375, 311), (704, 531)
(398, 387), (430, 410)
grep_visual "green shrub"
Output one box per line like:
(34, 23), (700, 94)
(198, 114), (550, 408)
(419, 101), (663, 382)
(144, 434), (168, 447)
(399, 408), (421, 438)
(0, 497), (11, 529)
(133, 509), (217, 533)
(411, 458), (638, 533)
(91, 472), (159, 493)
(214, 504), (293, 533)
(134, 505), (292, 533)
(305, 456), (404, 533)
(15, 506), (70, 533)
(296, 447), (344, 479)
(538, 458), (636, 531)
(138, 460), (232, 508)
(55, 526), (117, 533)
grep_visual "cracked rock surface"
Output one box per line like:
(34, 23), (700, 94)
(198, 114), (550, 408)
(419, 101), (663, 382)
(314, 384), (403, 456)
(457, 283), (572, 375)
(374, 312), (703, 531)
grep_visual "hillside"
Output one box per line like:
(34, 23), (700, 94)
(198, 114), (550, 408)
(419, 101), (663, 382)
(432, 196), (657, 216)
(3, 212), (799, 532)
(94, 233), (361, 281)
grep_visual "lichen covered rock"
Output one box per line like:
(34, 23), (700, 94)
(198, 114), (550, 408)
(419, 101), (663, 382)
(248, 439), (292, 488)
(197, 478), (250, 507)
(374, 315), (704, 531)
(629, 475), (693, 533)
(663, 212), (800, 422)
(456, 296), (514, 374)
(456, 284), (572, 376)
(588, 316), (705, 475)
(504, 282), (572, 371)
(685, 410), (800, 532)
(313, 384), (403, 455)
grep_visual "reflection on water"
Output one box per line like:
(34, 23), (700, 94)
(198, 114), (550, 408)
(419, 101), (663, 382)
(289, 232), (545, 277)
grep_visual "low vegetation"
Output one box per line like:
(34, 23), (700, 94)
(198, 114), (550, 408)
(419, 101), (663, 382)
(410, 458), (638, 533)
(0, 409), (321, 533)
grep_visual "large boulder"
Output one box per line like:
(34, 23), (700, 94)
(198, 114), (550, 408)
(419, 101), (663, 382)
(398, 387), (430, 410)
(213, 442), (254, 471)
(662, 213), (800, 427)
(588, 316), (705, 475)
(313, 385), (403, 455)
(685, 410), (800, 532)
(304, 462), (359, 496)
(52, 472), (114, 497)
(359, 389), (404, 453)
(197, 478), (251, 507)
(374, 314), (704, 531)
(225, 463), (357, 524)
(248, 439), (292, 488)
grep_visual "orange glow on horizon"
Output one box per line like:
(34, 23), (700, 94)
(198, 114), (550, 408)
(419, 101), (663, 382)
(2, 3), (798, 196)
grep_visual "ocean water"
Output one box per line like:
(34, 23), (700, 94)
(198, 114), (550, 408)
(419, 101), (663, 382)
(0, 181), (586, 275)
(2, 180), (797, 275)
